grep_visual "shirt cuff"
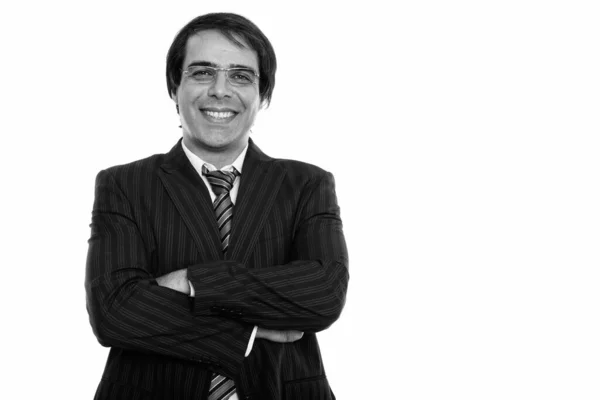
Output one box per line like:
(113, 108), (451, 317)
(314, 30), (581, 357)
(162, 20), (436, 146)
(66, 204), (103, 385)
(245, 326), (258, 357)
(188, 280), (195, 297)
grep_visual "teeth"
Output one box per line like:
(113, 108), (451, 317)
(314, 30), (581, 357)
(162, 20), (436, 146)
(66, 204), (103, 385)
(204, 110), (235, 119)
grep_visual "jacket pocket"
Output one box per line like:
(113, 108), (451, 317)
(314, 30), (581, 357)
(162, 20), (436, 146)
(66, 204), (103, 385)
(283, 375), (334, 400)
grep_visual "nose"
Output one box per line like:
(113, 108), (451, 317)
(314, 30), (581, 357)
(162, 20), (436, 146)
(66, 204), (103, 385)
(207, 71), (232, 99)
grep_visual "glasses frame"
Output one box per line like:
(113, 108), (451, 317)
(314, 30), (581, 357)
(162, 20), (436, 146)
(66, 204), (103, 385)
(182, 65), (260, 86)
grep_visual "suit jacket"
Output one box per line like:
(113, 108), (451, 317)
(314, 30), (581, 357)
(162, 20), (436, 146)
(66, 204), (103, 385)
(85, 138), (349, 400)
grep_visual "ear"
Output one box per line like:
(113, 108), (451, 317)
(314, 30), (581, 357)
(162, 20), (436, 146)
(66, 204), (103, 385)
(170, 91), (179, 114)
(259, 99), (268, 110)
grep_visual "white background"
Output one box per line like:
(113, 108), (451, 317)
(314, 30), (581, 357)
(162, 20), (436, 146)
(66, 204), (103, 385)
(1, 0), (599, 399)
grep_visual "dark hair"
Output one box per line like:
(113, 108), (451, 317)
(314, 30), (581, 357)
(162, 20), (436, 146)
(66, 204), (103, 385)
(166, 13), (277, 107)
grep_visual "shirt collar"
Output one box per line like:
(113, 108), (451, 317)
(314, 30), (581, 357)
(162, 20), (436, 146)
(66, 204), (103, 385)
(181, 139), (249, 175)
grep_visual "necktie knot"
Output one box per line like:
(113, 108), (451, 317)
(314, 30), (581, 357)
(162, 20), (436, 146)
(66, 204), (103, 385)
(202, 166), (239, 195)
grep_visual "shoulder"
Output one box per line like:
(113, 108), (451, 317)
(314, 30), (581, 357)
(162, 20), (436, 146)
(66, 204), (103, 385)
(250, 139), (331, 181)
(272, 157), (333, 181)
(96, 151), (169, 184)
(268, 157), (336, 196)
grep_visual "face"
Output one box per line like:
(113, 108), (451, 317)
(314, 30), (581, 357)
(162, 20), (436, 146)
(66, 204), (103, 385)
(173, 30), (261, 155)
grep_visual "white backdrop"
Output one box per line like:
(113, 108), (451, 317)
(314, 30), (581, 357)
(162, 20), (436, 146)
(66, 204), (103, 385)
(1, 0), (599, 399)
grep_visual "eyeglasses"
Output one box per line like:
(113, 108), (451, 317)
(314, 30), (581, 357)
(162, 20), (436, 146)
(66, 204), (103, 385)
(183, 65), (259, 86)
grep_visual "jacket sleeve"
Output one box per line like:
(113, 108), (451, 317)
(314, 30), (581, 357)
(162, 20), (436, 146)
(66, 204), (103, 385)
(85, 169), (252, 379)
(188, 171), (349, 333)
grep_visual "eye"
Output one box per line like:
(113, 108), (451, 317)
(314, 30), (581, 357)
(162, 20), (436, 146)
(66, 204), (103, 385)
(188, 67), (215, 81)
(229, 69), (255, 84)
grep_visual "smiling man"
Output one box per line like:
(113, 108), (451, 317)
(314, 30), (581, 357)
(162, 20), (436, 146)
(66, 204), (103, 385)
(86, 13), (348, 400)
(174, 30), (260, 167)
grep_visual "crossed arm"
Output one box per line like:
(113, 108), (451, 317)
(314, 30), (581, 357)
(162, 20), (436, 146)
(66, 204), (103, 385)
(155, 270), (304, 343)
(86, 168), (348, 378)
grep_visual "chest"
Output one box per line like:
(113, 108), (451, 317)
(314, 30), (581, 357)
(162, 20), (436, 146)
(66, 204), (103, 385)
(143, 186), (302, 276)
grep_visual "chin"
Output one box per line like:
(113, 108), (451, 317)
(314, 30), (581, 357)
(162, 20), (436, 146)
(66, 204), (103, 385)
(189, 132), (242, 149)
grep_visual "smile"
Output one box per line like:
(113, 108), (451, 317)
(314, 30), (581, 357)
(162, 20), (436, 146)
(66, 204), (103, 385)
(203, 110), (235, 118)
(200, 109), (238, 123)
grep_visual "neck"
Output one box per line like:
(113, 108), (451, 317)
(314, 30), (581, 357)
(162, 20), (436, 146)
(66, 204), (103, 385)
(183, 136), (247, 170)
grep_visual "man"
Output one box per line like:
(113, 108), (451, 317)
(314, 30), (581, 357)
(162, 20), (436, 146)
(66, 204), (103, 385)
(86, 12), (348, 400)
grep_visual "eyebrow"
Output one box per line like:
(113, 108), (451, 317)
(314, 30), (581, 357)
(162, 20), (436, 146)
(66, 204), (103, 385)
(186, 61), (256, 71)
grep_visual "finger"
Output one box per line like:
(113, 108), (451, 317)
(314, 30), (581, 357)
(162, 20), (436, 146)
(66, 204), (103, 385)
(263, 330), (304, 343)
(283, 330), (304, 342)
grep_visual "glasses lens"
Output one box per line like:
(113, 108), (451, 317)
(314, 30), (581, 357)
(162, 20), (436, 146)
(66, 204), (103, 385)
(185, 66), (257, 85)
(187, 66), (215, 82)
(227, 69), (256, 85)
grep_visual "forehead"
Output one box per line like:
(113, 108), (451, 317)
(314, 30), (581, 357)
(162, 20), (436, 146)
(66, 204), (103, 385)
(183, 30), (259, 70)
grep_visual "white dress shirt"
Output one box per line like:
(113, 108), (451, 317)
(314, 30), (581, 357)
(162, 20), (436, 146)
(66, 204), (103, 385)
(182, 140), (247, 204)
(181, 140), (258, 366)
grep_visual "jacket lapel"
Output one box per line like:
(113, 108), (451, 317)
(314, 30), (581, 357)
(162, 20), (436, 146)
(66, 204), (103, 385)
(158, 139), (223, 261)
(228, 139), (286, 263)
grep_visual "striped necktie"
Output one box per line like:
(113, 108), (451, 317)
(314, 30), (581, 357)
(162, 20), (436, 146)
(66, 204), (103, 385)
(202, 166), (239, 254)
(202, 165), (239, 400)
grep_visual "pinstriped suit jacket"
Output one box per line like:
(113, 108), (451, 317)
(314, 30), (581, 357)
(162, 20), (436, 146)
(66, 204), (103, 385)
(85, 138), (349, 400)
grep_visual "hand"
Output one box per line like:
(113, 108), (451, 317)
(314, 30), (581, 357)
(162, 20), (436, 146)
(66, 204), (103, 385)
(156, 269), (190, 294)
(256, 327), (304, 343)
